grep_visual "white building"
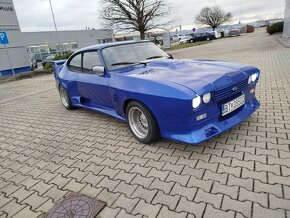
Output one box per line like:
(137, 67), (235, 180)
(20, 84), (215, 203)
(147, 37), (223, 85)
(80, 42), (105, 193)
(23, 29), (113, 61)
(0, 0), (30, 76)
(283, 0), (290, 39)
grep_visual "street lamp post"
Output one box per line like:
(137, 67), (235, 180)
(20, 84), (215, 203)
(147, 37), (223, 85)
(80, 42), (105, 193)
(49, 0), (61, 55)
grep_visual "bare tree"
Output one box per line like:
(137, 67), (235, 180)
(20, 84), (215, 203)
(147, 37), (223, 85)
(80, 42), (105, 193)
(195, 6), (232, 31)
(100, 0), (172, 40)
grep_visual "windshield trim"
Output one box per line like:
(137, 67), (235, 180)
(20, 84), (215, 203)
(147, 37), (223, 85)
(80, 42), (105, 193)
(100, 41), (169, 71)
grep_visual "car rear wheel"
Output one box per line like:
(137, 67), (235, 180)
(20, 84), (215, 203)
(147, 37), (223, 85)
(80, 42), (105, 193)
(59, 86), (73, 110)
(126, 101), (160, 144)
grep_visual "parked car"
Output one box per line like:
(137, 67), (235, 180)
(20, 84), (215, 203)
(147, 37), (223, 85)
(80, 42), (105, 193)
(179, 36), (191, 44)
(30, 59), (38, 70)
(42, 55), (55, 67)
(188, 32), (215, 43)
(53, 41), (260, 144)
(209, 31), (222, 39)
(228, 29), (241, 37)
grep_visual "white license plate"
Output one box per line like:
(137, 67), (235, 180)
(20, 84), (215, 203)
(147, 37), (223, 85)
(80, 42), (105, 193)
(222, 94), (245, 116)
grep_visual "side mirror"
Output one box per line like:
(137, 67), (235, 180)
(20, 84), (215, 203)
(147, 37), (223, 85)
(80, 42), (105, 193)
(92, 66), (105, 76)
(167, 53), (174, 59)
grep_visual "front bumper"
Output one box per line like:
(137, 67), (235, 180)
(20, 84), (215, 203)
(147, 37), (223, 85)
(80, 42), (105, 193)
(164, 98), (260, 144)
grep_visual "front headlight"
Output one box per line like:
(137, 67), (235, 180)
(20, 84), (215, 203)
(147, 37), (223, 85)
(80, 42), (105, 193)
(248, 76), (252, 84)
(248, 72), (259, 84)
(251, 73), (258, 82)
(203, 93), (211, 104)
(192, 96), (201, 108)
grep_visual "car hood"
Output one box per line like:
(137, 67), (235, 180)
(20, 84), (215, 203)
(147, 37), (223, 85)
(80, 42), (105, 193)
(120, 59), (258, 95)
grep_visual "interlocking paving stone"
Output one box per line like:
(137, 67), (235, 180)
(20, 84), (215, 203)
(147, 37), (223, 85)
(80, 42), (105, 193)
(132, 199), (162, 218)
(0, 199), (25, 217)
(99, 206), (121, 217)
(114, 181), (138, 196)
(269, 194), (290, 210)
(165, 172), (190, 186)
(116, 209), (143, 218)
(175, 197), (206, 217)
(221, 195), (252, 217)
(131, 174), (154, 188)
(157, 206), (187, 218)
(149, 179), (174, 194)
(96, 188), (120, 206)
(152, 191), (180, 210)
(12, 206), (41, 218)
(170, 182), (197, 201)
(203, 204), (235, 218)
(131, 186), (158, 203)
(0, 194), (12, 208)
(1, 28), (290, 217)
(194, 189), (223, 209)
(113, 194), (140, 213)
(253, 203), (285, 218)
(42, 185), (68, 203)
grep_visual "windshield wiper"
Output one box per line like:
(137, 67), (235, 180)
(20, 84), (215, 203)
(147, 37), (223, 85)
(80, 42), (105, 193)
(146, 55), (169, 60)
(111, 61), (147, 67)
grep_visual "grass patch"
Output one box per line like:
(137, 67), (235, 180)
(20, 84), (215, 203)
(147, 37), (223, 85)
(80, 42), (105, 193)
(0, 69), (53, 84)
(170, 41), (210, 50)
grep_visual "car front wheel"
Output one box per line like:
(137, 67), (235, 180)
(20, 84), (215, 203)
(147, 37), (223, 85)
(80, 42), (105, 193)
(59, 86), (73, 110)
(126, 101), (160, 144)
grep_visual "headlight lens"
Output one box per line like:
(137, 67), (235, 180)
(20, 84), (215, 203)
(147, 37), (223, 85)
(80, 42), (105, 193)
(248, 72), (259, 84)
(192, 96), (201, 108)
(248, 76), (252, 84)
(251, 73), (258, 82)
(203, 93), (211, 104)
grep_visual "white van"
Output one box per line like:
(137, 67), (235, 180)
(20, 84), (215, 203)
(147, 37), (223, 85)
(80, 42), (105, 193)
(209, 31), (222, 39)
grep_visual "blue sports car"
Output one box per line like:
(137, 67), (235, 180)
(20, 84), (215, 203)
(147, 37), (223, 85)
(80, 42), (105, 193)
(53, 41), (260, 144)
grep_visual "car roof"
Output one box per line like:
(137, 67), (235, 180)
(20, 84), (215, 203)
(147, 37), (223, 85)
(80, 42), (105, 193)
(76, 40), (151, 52)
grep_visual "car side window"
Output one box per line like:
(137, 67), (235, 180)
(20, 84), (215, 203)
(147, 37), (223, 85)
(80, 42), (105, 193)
(68, 53), (82, 72)
(83, 51), (101, 73)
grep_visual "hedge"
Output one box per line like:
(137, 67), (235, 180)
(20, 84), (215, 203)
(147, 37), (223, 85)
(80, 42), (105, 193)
(267, 22), (284, 35)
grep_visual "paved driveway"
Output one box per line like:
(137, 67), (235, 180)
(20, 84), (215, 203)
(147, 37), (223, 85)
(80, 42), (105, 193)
(0, 28), (290, 218)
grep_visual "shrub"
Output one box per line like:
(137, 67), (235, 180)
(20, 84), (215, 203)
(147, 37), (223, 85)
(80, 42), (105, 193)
(267, 22), (284, 35)
(53, 51), (73, 61)
(44, 62), (53, 69)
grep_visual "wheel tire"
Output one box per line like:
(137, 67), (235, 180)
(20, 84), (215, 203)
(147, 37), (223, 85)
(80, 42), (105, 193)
(189, 40), (193, 43)
(206, 37), (210, 41)
(126, 101), (160, 144)
(59, 85), (73, 110)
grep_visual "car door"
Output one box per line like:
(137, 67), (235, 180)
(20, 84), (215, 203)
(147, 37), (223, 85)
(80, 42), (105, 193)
(77, 50), (112, 108)
(62, 53), (82, 101)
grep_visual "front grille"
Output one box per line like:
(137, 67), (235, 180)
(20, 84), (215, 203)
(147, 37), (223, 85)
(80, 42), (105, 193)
(213, 79), (248, 102)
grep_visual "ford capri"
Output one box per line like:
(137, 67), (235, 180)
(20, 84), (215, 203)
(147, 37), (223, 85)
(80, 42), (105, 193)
(53, 41), (260, 144)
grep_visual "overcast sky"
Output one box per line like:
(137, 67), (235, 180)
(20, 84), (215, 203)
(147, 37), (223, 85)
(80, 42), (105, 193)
(13, 0), (286, 32)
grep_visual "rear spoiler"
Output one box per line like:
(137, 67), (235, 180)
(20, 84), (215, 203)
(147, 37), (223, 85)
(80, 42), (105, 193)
(52, 59), (67, 74)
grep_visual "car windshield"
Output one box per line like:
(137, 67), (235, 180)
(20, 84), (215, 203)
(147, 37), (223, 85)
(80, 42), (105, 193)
(102, 42), (169, 70)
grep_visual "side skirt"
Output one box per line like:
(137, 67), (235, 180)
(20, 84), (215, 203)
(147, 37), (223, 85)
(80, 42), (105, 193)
(71, 97), (127, 122)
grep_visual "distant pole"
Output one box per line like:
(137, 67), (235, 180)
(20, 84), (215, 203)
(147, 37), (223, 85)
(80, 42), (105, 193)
(49, 0), (61, 55)
(239, 4), (242, 28)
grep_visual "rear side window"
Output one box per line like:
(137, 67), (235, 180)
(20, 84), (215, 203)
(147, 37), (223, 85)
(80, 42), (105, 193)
(68, 53), (82, 71)
(83, 51), (101, 73)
